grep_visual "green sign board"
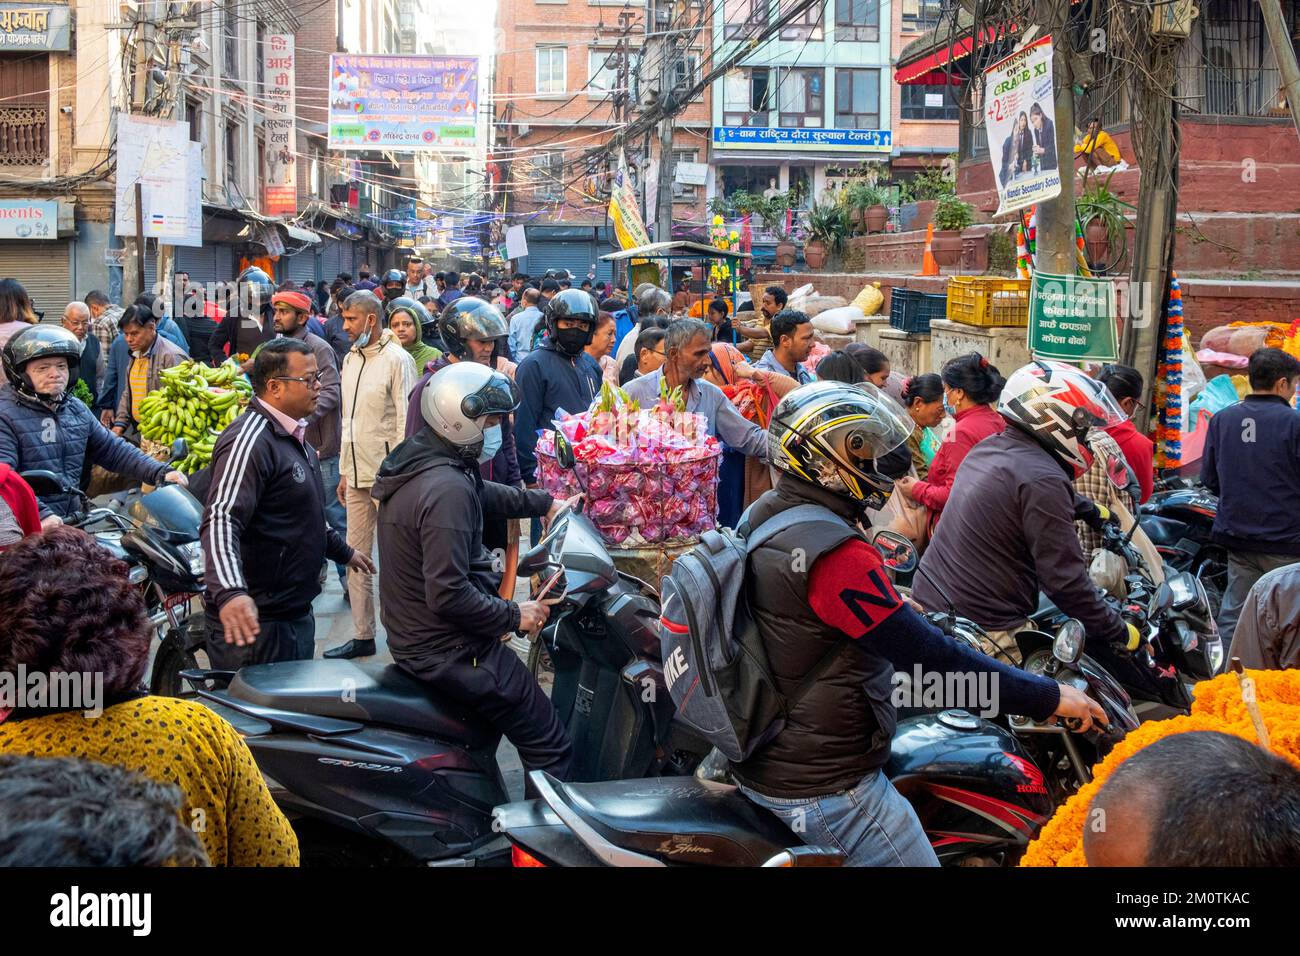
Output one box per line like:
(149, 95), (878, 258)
(1028, 272), (1119, 362)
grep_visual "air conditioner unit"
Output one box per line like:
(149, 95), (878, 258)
(517, 123), (530, 136)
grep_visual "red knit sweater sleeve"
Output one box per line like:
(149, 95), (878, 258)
(0, 465), (41, 538)
(807, 538), (906, 638)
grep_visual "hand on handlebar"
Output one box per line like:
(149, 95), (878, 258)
(163, 470), (189, 488)
(1053, 683), (1108, 733)
(545, 494), (583, 525)
(40, 514), (62, 532)
(518, 600), (551, 633)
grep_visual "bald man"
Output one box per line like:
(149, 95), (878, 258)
(1083, 730), (1300, 866)
(62, 301), (101, 394)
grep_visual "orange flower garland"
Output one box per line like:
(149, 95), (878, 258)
(1020, 669), (1300, 867)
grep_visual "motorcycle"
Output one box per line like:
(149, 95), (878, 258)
(492, 614), (1139, 867)
(1137, 476), (1226, 619)
(20, 440), (207, 695)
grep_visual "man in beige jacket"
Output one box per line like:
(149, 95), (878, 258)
(326, 290), (417, 659)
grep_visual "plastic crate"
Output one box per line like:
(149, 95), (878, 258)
(945, 276), (1031, 328)
(888, 289), (947, 334)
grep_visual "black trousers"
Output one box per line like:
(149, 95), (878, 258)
(205, 611), (315, 671)
(400, 640), (573, 788)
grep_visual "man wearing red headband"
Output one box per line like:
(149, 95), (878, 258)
(272, 290), (348, 590)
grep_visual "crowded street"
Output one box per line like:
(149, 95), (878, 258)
(1, 0), (1299, 937)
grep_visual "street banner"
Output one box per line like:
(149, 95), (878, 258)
(262, 34), (297, 217)
(328, 54), (478, 152)
(1028, 271), (1118, 362)
(983, 35), (1061, 217)
(114, 115), (201, 247)
(608, 156), (650, 252)
(505, 224), (528, 260)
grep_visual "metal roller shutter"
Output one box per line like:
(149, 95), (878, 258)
(143, 244), (159, 296)
(522, 240), (590, 279)
(176, 245), (220, 286)
(0, 240), (73, 321)
(320, 239), (345, 281)
(281, 246), (319, 285)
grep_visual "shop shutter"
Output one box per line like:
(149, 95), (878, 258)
(176, 245), (222, 286)
(0, 240), (72, 321)
(522, 240), (590, 280)
(281, 245), (319, 285)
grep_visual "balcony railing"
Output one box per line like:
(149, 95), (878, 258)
(0, 106), (48, 166)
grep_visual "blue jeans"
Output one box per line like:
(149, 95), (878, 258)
(739, 769), (939, 867)
(319, 455), (348, 582)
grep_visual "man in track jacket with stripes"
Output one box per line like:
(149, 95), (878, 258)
(200, 338), (374, 668)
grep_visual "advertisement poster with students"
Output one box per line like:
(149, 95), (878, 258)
(983, 35), (1061, 217)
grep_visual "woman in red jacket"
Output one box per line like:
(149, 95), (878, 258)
(0, 463), (41, 549)
(1098, 363), (1154, 503)
(897, 352), (1006, 528)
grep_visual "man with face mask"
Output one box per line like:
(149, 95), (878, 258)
(372, 361), (579, 789)
(0, 325), (184, 528)
(380, 269), (406, 306)
(326, 290), (418, 660)
(513, 289), (603, 490)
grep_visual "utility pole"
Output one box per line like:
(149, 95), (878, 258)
(1259, 0), (1300, 141)
(122, 4), (157, 304)
(1031, 3), (1078, 276)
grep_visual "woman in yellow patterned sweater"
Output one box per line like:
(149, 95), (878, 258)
(0, 527), (298, 866)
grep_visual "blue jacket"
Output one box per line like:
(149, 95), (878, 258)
(0, 386), (169, 518)
(1202, 393), (1300, 556)
(513, 341), (602, 484)
(97, 315), (190, 413)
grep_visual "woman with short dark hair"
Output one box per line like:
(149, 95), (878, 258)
(0, 527), (299, 866)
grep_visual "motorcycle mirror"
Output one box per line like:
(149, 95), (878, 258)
(169, 437), (189, 464)
(554, 433), (576, 471)
(871, 530), (918, 574)
(1052, 619), (1086, 665)
(17, 469), (69, 497)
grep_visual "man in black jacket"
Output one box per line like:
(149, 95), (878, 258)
(915, 361), (1137, 662)
(1201, 347), (1300, 647)
(201, 339), (373, 667)
(373, 361), (577, 784)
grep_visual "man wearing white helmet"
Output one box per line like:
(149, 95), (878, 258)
(913, 360), (1140, 663)
(371, 361), (580, 785)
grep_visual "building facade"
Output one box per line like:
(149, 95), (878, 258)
(889, 0), (957, 176)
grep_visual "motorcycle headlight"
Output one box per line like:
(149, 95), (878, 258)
(1052, 619), (1086, 666)
(1207, 637), (1226, 676)
(1167, 572), (1199, 611)
(178, 541), (204, 577)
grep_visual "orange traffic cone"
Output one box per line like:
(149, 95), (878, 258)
(919, 222), (939, 276)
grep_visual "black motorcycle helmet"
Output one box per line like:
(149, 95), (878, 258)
(381, 268), (405, 302)
(387, 295), (434, 338)
(236, 266), (274, 314)
(437, 296), (507, 359)
(544, 288), (597, 355)
(1, 324), (82, 408)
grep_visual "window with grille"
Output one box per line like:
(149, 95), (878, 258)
(223, 0), (239, 79)
(834, 69), (879, 129)
(537, 47), (567, 95)
(225, 121), (240, 190)
(723, 68), (772, 127)
(900, 83), (959, 120)
(671, 149), (699, 200)
(835, 0), (878, 41)
(778, 68), (824, 128)
(533, 153), (564, 201)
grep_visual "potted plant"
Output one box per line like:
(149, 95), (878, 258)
(755, 192), (798, 268)
(1075, 169), (1133, 274)
(803, 199), (846, 270)
(859, 184), (891, 234)
(931, 193), (974, 266)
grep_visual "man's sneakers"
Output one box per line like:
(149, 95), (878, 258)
(323, 639), (376, 660)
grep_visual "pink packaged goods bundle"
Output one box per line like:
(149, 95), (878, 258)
(536, 381), (720, 546)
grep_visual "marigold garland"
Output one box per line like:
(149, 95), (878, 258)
(1020, 669), (1300, 867)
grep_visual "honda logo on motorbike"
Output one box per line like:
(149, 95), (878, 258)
(664, 646), (689, 691)
(1002, 752), (1047, 795)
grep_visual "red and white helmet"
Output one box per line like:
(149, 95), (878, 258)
(997, 361), (1127, 478)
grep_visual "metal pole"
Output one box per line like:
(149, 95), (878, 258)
(134, 181), (146, 301)
(1031, 7), (1078, 275)
(1259, 0), (1300, 141)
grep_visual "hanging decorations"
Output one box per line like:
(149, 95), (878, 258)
(708, 215), (741, 292)
(1155, 270), (1184, 469)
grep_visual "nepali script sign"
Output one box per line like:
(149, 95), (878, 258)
(983, 35), (1061, 217)
(328, 54), (478, 153)
(0, 4), (70, 50)
(712, 127), (891, 152)
(1028, 271), (1119, 362)
(262, 34), (297, 217)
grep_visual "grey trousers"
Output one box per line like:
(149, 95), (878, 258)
(1217, 549), (1299, 652)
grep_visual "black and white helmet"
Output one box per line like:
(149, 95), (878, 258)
(420, 360), (519, 458)
(998, 361), (1127, 479)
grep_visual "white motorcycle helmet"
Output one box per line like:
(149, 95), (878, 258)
(420, 360), (519, 457)
(998, 360), (1127, 479)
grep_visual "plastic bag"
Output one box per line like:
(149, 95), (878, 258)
(851, 283), (884, 316)
(801, 295), (849, 317)
(810, 305), (864, 335)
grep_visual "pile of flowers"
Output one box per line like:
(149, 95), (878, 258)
(537, 381), (720, 546)
(1020, 668), (1300, 867)
(709, 215), (741, 292)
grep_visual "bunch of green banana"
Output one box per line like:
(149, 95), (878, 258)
(173, 428), (223, 474)
(136, 359), (252, 470)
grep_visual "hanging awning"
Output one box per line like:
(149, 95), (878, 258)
(281, 223), (321, 245)
(895, 15), (1018, 85)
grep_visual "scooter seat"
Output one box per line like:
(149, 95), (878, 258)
(228, 660), (499, 750)
(548, 777), (799, 866)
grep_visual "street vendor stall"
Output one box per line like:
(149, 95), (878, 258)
(600, 240), (749, 316)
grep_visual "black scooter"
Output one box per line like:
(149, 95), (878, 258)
(1137, 477), (1226, 618)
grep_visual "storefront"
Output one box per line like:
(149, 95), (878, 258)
(0, 198), (73, 319)
(518, 224), (615, 284)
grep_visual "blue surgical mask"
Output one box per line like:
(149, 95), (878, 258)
(943, 391), (957, 417)
(477, 424), (502, 463)
(355, 327), (372, 349)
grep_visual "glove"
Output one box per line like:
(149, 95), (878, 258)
(1076, 500), (1113, 533)
(1123, 621), (1142, 652)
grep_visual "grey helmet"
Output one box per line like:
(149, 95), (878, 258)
(419, 360), (519, 458)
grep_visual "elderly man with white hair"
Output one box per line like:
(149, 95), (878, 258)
(61, 301), (101, 393)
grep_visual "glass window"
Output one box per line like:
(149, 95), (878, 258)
(589, 49), (619, 97)
(532, 152), (563, 201)
(223, 0), (238, 79)
(834, 68), (880, 129)
(777, 68), (823, 128)
(672, 149), (699, 200)
(723, 68), (771, 127)
(724, 0), (769, 40)
(835, 0), (879, 42)
(537, 47), (567, 95)
(778, 0), (823, 40)
(900, 83), (960, 120)
(901, 0), (944, 31)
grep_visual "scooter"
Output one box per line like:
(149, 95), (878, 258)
(1138, 477), (1226, 618)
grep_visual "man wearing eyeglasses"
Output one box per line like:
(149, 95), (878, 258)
(200, 338), (375, 667)
(272, 289), (348, 593)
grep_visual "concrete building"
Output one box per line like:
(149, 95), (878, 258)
(492, 0), (711, 281)
(889, 0), (957, 177)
